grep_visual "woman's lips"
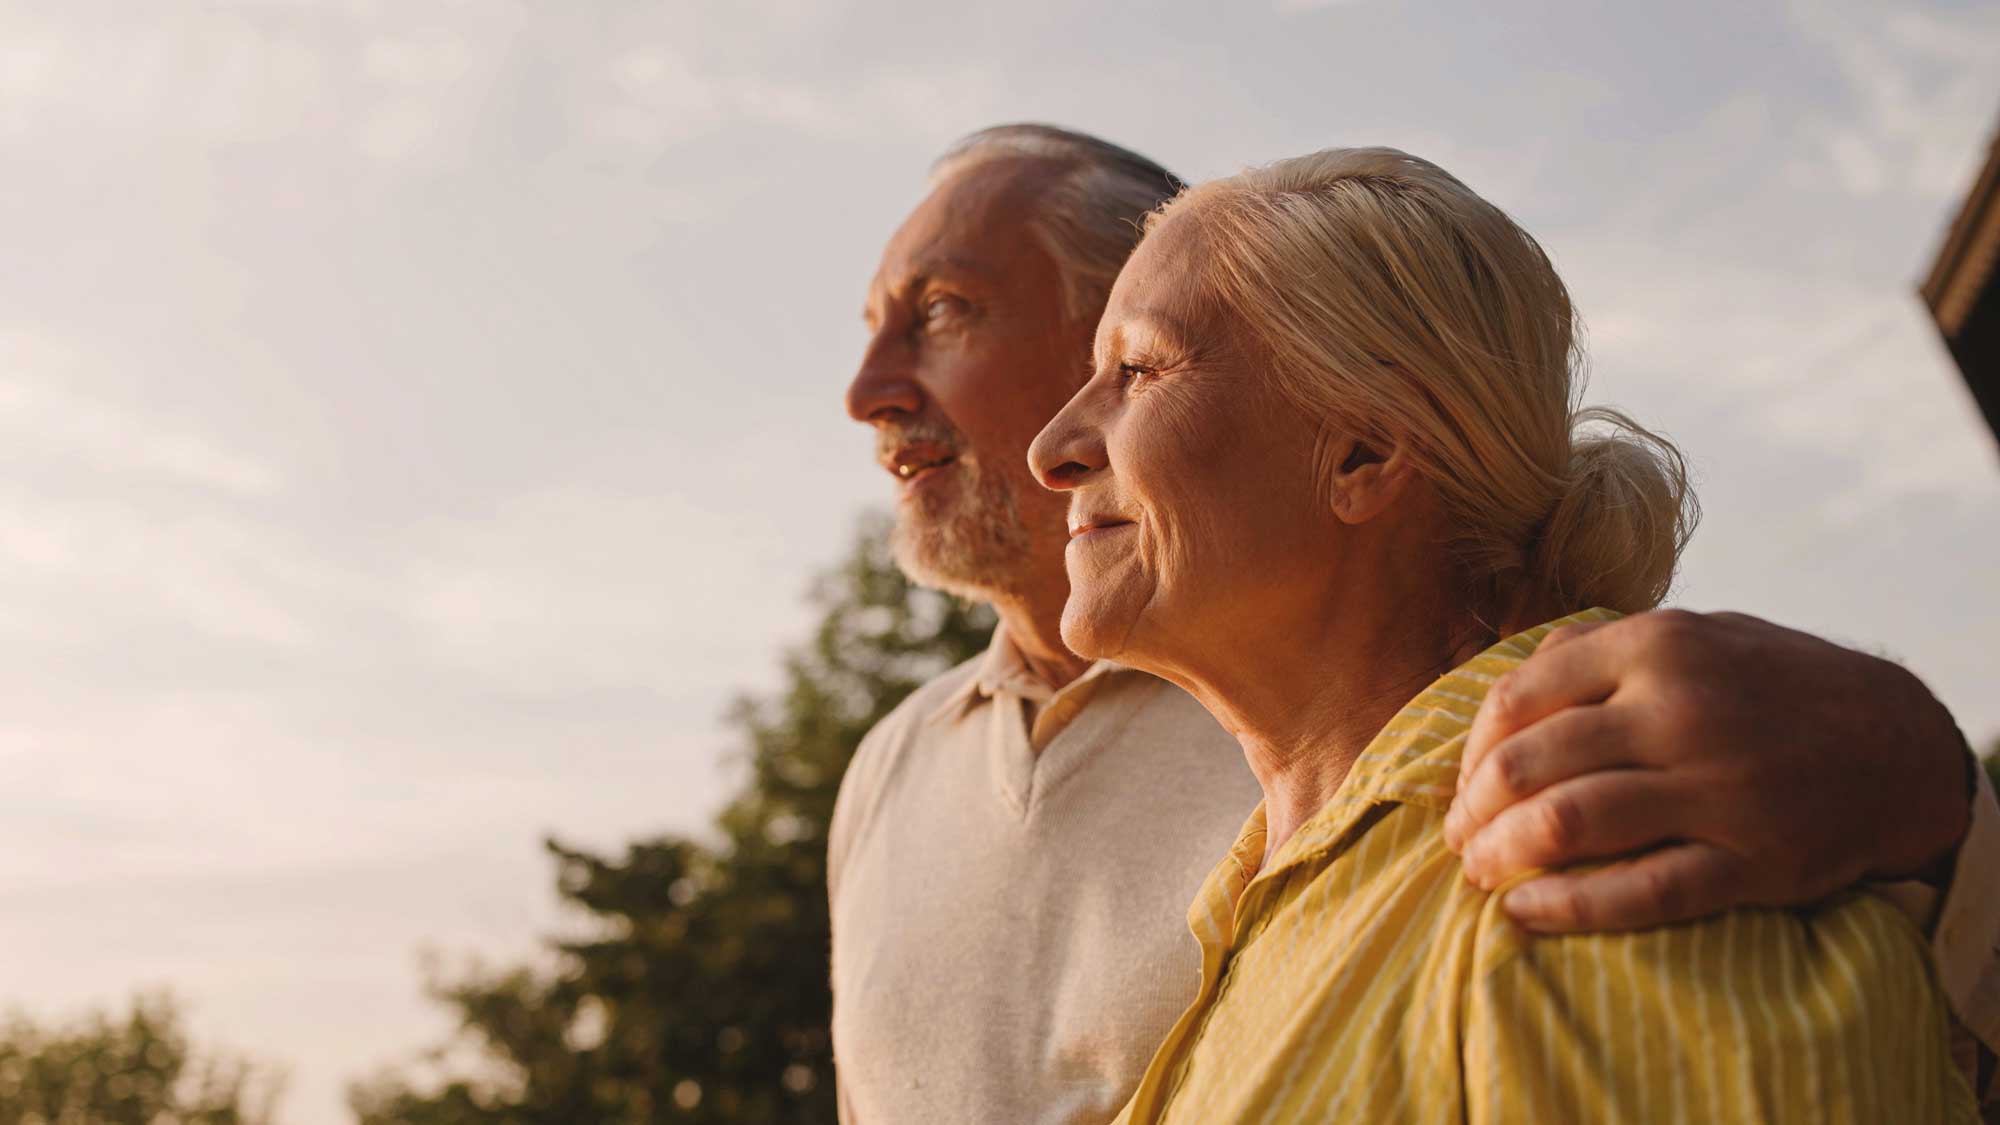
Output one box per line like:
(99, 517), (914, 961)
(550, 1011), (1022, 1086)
(1067, 518), (1134, 543)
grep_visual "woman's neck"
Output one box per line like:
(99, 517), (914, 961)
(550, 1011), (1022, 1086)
(1177, 594), (1490, 871)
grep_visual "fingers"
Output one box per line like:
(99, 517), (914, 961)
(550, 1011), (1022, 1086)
(1534, 617), (1612, 654)
(1458, 618), (1621, 800)
(1459, 770), (1693, 890)
(1499, 843), (1747, 933)
(1443, 706), (1636, 852)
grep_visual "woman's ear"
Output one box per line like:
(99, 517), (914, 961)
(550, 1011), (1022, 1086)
(1326, 432), (1418, 525)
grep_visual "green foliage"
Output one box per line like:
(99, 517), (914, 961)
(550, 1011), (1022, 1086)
(0, 993), (282, 1125)
(353, 514), (994, 1123)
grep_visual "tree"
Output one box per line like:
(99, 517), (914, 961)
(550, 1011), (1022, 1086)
(0, 992), (282, 1125)
(353, 515), (995, 1123)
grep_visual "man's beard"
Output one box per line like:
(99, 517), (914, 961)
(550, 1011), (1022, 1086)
(881, 421), (1040, 602)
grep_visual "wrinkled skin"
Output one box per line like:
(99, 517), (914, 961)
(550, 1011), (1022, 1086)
(1031, 209), (1487, 858)
(851, 147), (1979, 937)
(1026, 215), (1363, 675)
(846, 155), (1094, 684)
(1030, 204), (1979, 930)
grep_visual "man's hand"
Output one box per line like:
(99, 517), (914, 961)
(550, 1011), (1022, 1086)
(1440, 609), (1972, 933)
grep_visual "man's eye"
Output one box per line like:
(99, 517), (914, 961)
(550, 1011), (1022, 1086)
(922, 296), (961, 323)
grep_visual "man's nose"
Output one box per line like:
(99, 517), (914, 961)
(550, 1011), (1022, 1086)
(846, 333), (923, 424)
(1028, 385), (1110, 492)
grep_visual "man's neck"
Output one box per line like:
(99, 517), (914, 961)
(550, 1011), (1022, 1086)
(985, 583), (1092, 692)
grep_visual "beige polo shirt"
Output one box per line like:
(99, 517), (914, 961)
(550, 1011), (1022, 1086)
(827, 623), (1258, 1125)
(828, 622), (2000, 1123)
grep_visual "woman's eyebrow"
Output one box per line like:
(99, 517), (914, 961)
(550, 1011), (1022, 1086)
(1118, 311), (1200, 354)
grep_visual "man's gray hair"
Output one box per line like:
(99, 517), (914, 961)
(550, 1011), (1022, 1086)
(931, 124), (1186, 325)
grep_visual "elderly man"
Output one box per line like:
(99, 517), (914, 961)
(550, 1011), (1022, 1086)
(829, 123), (1999, 1124)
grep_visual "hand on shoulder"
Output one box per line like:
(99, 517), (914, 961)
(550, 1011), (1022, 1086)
(1441, 609), (1972, 933)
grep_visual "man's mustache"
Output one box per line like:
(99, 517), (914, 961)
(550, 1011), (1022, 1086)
(876, 420), (965, 462)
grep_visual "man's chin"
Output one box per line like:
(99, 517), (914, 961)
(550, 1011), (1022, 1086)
(889, 513), (968, 578)
(889, 514), (1026, 603)
(889, 545), (1001, 602)
(882, 460), (1062, 602)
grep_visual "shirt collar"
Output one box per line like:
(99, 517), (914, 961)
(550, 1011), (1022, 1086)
(926, 620), (1136, 725)
(1187, 802), (1271, 954)
(1247, 607), (1622, 887)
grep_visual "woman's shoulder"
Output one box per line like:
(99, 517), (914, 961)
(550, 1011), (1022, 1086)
(1467, 878), (1933, 983)
(1457, 887), (1973, 1120)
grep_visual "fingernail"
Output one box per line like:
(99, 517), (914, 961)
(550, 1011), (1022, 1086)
(1504, 880), (1547, 919)
(1461, 844), (1488, 889)
(1442, 809), (1463, 851)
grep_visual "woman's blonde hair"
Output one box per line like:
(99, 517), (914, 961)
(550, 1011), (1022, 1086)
(1161, 146), (1697, 619)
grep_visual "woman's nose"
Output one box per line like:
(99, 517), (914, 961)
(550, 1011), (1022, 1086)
(1028, 387), (1110, 492)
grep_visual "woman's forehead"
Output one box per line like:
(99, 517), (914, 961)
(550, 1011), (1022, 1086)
(1131, 207), (1206, 274)
(1108, 219), (1204, 312)
(1103, 222), (1227, 349)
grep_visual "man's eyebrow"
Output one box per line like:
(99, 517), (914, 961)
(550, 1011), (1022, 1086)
(864, 257), (992, 324)
(888, 256), (990, 296)
(917, 253), (989, 280)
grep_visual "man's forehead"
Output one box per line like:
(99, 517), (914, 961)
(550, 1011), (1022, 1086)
(871, 245), (996, 289)
(873, 157), (1064, 282)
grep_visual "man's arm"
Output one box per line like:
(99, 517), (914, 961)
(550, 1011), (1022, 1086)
(826, 724), (892, 1125)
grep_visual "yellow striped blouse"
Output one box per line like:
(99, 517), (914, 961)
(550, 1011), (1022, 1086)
(1115, 609), (1976, 1124)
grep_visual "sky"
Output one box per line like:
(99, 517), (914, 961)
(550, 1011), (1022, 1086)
(2, 0), (1997, 1120)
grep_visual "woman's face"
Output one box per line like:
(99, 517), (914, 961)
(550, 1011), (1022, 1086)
(1027, 212), (1352, 671)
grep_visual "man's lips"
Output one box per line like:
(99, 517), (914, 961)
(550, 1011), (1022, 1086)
(880, 442), (958, 483)
(894, 458), (955, 484)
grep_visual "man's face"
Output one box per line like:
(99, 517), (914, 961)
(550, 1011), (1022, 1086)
(847, 158), (1089, 600)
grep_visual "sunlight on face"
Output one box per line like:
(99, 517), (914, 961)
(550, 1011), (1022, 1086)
(848, 159), (1090, 601)
(1028, 212), (1347, 672)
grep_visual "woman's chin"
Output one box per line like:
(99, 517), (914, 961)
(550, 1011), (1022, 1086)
(1059, 595), (1139, 665)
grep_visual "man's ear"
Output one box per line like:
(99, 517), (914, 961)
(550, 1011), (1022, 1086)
(1326, 432), (1419, 525)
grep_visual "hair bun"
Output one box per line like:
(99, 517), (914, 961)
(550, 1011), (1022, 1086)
(1527, 406), (1699, 614)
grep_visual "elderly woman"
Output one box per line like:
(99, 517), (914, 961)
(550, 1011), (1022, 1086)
(1027, 148), (1974, 1123)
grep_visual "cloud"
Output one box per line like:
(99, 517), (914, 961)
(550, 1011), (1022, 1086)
(1563, 233), (1996, 521)
(1785, 0), (2000, 201)
(0, 4), (524, 164)
(1274, 0), (1372, 14)
(398, 486), (801, 698)
(0, 326), (320, 651)
(578, 44), (1007, 159)
(0, 332), (284, 497)
(1524, 7), (2000, 524)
